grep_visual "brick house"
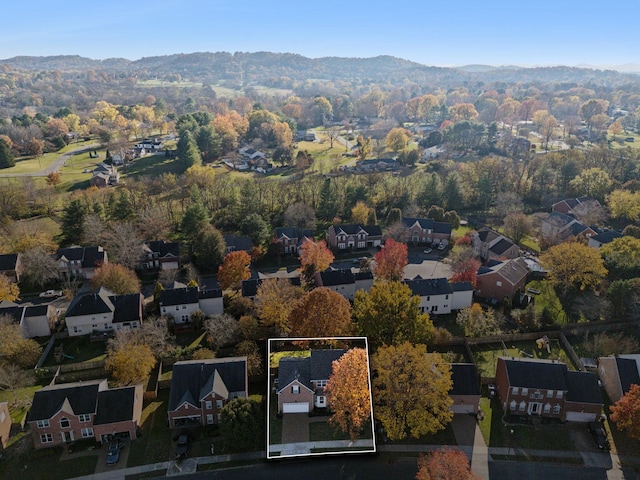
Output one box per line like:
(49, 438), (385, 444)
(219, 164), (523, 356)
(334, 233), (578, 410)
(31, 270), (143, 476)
(495, 357), (603, 422)
(273, 227), (314, 255)
(540, 211), (597, 243)
(27, 380), (143, 449)
(326, 224), (383, 250)
(475, 257), (530, 301)
(167, 357), (247, 428)
(276, 350), (346, 414)
(552, 197), (600, 216)
(401, 217), (452, 246)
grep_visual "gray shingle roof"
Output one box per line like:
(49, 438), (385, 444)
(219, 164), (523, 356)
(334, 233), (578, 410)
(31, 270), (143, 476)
(490, 238), (516, 255)
(318, 269), (355, 286)
(56, 246), (106, 268)
(66, 288), (115, 317)
(277, 357), (312, 392)
(402, 217), (452, 235)
(501, 357), (568, 391)
(0, 254), (19, 271)
(403, 277), (453, 296)
(28, 380), (106, 421)
(617, 358), (640, 395)
(94, 386), (137, 425)
(159, 286), (199, 307)
(310, 350), (346, 381)
(224, 235), (253, 252)
(147, 240), (179, 258)
(565, 371), (603, 405)
(450, 363), (481, 396)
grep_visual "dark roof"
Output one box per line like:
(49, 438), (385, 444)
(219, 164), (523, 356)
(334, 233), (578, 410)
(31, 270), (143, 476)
(354, 271), (374, 281)
(159, 286), (199, 307)
(277, 357), (311, 392)
(565, 371), (603, 405)
(486, 259), (502, 268)
(401, 217), (452, 235)
(111, 293), (142, 323)
(568, 222), (589, 236)
(501, 357), (568, 391)
(56, 246), (106, 268)
(591, 231), (622, 244)
(616, 358), (640, 395)
(147, 240), (179, 258)
(450, 364), (481, 396)
(331, 224), (382, 237)
(275, 227), (313, 241)
(403, 277), (453, 296)
(0, 305), (22, 323)
(318, 269), (355, 286)
(24, 305), (49, 317)
(490, 238), (516, 255)
(476, 228), (500, 243)
(310, 349), (346, 381)
(199, 288), (222, 299)
(477, 266), (492, 275)
(0, 254), (19, 271)
(241, 278), (260, 297)
(168, 358), (247, 411)
(94, 387), (137, 425)
(28, 380), (105, 421)
(224, 235), (253, 252)
(451, 281), (474, 292)
(66, 288), (114, 317)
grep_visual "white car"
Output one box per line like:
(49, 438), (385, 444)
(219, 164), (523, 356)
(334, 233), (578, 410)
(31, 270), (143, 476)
(437, 243), (446, 251)
(39, 290), (63, 299)
(424, 248), (432, 254)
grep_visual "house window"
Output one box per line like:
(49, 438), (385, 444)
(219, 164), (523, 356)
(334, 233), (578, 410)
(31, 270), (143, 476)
(553, 404), (561, 414)
(445, 295), (449, 300)
(427, 296), (430, 301)
(556, 391), (563, 399)
(547, 390), (553, 398)
(292, 385), (300, 394)
(81, 428), (94, 438)
(78, 414), (91, 423)
(519, 401), (526, 412)
(511, 387), (519, 395)
(60, 417), (70, 429)
(496, 281), (502, 287)
(521, 388), (528, 396)
(176, 306), (179, 311)
(316, 380), (327, 388)
(40, 433), (53, 444)
(509, 400), (516, 411)
(206, 414), (214, 425)
(317, 396), (326, 406)
(205, 401), (212, 410)
(37, 419), (50, 428)
(216, 400), (223, 409)
(544, 403), (551, 414)
(182, 305), (186, 309)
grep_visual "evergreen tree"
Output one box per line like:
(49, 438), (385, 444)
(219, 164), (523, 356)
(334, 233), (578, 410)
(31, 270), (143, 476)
(443, 172), (464, 211)
(60, 199), (88, 245)
(239, 213), (271, 248)
(177, 130), (202, 172)
(418, 173), (443, 210)
(0, 138), (15, 168)
(317, 178), (338, 221)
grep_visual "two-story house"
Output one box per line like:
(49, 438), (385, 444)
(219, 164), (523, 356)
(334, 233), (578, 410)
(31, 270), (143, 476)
(273, 227), (314, 255)
(223, 235), (253, 254)
(402, 277), (474, 315)
(314, 268), (373, 301)
(471, 228), (519, 261)
(158, 284), (223, 325)
(56, 246), (108, 280)
(140, 240), (180, 271)
(65, 288), (143, 337)
(167, 357), (247, 428)
(540, 211), (597, 244)
(401, 217), (452, 246)
(0, 301), (56, 338)
(475, 257), (530, 302)
(597, 355), (640, 403)
(552, 197), (600, 216)
(276, 349), (346, 414)
(27, 380), (143, 449)
(0, 253), (22, 283)
(326, 224), (383, 250)
(495, 357), (603, 422)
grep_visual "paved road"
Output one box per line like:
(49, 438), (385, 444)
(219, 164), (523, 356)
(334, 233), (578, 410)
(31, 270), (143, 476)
(0, 143), (100, 177)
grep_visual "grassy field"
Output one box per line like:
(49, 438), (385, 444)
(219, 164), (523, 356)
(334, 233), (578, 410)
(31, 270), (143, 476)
(527, 279), (567, 325)
(1, 140), (98, 175)
(269, 349), (311, 369)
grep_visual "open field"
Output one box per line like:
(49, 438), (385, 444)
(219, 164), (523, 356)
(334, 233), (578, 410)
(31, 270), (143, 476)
(1, 140), (97, 174)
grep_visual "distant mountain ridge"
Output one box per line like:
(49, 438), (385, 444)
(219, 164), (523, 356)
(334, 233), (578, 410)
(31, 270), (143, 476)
(1, 52), (638, 86)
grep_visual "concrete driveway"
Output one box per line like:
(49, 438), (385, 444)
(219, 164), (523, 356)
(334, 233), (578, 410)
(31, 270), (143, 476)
(567, 422), (613, 469)
(403, 259), (452, 280)
(281, 413), (309, 444)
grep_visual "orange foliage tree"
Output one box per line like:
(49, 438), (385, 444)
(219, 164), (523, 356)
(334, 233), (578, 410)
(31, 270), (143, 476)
(298, 239), (334, 287)
(450, 258), (480, 287)
(416, 448), (480, 480)
(374, 239), (408, 281)
(611, 383), (640, 440)
(325, 348), (372, 441)
(218, 251), (251, 292)
(91, 263), (141, 294)
(287, 288), (352, 338)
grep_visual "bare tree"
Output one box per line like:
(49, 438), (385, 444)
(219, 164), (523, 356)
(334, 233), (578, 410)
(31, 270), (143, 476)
(20, 247), (60, 287)
(325, 125), (341, 149)
(107, 222), (144, 269)
(204, 314), (240, 351)
(158, 267), (179, 287)
(572, 199), (607, 227)
(283, 202), (317, 229)
(0, 363), (35, 405)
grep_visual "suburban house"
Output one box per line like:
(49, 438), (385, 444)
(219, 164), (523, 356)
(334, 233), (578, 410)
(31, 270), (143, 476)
(313, 268), (373, 301)
(158, 284), (223, 325)
(326, 224), (383, 250)
(0, 253), (22, 283)
(588, 230), (623, 249)
(273, 227), (314, 255)
(65, 288), (143, 337)
(475, 257), (530, 301)
(403, 277), (474, 315)
(27, 380), (143, 449)
(223, 235), (253, 254)
(552, 197), (600, 216)
(297, 130), (317, 142)
(140, 240), (180, 271)
(450, 363), (481, 414)
(276, 349), (347, 414)
(0, 402), (10, 450)
(0, 301), (56, 338)
(471, 228), (519, 261)
(167, 357), (248, 428)
(56, 245), (108, 279)
(401, 217), (452, 245)
(597, 355), (640, 403)
(495, 357), (603, 422)
(356, 158), (400, 172)
(135, 138), (164, 151)
(540, 211), (597, 243)
(89, 163), (119, 188)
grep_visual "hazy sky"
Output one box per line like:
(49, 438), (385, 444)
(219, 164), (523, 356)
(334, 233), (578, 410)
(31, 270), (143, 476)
(2, 0), (638, 67)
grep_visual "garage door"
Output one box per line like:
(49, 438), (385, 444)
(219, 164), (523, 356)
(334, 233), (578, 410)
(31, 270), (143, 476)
(282, 402), (309, 413)
(451, 404), (476, 414)
(566, 411), (596, 422)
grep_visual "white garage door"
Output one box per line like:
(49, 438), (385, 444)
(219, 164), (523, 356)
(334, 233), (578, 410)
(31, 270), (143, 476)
(566, 411), (596, 422)
(451, 404), (476, 414)
(282, 402), (309, 413)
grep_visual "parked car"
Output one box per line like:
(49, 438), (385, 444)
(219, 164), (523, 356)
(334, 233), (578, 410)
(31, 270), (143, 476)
(106, 440), (125, 466)
(39, 290), (63, 298)
(588, 421), (610, 450)
(175, 434), (190, 459)
(423, 248), (432, 254)
(437, 243), (446, 251)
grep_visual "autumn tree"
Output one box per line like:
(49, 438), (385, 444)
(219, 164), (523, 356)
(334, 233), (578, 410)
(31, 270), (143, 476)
(569, 167), (612, 202)
(456, 303), (501, 337)
(607, 189), (640, 222)
(416, 448), (480, 480)
(610, 384), (640, 440)
(450, 257), (481, 287)
(91, 263), (141, 294)
(283, 202), (317, 229)
(0, 274), (20, 302)
(0, 316), (43, 368)
(0, 362), (35, 405)
(255, 278), (304, 335)
(298, 239), (334, 288)
(356, 135), (372, 160)
(600, 236), (640, 274)
(220, 397), (264, 449)
(503, 212), (532, 244)
(539, 241), (607, 294)
(45, 171), (62, 186)
(353, 281), (434, 349)
(325, 348), (372, 441)
(105, 342), (156, 386)
(372, 343), (453, 441)
(351, 201), (370, 224)
(218, 251), (251, 292)
(385, 127), (410, 152)
(374, 239), (408, 281)
(235, 340), (263, 376)
(288, 288), (353, 338)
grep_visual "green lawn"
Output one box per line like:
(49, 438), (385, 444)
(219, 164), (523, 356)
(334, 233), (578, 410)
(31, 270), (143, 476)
(0, 442), (98, 480)
(269, 350), (311, 369)
(527, 279), (567, 325)
(42, 336), (107, 366)
(127, 390), (172, 467)
(1, 140), (97, 175)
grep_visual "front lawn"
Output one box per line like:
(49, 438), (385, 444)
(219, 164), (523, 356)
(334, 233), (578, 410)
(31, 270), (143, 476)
(127, 390), (172, 467)
(0, 442), (98, 480)
(388, 422), (457, 446)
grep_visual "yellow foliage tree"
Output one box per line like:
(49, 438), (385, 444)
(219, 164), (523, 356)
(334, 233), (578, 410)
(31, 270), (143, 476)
(607, 189), (640, 222)
(539, 241), (607, 294)
(255, 278), (304, 335)
(0, 274), (19, 302)
(0, 316), (42, 368)
(351, 201), (370, 225)
(105, 343), (156, 386)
